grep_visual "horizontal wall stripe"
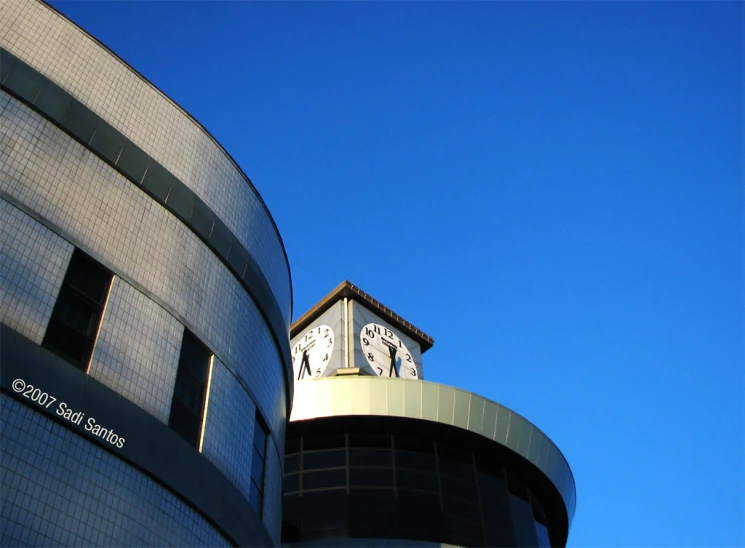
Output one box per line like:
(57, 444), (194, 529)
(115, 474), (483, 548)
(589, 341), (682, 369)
(0, 47), (293, 412)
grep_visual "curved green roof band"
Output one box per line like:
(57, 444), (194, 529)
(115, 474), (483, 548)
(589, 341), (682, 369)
(290, 376), (576, 527)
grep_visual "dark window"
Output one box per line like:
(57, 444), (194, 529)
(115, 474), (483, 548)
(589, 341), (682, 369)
(302, 490), (348, 534)
(303, 469), (347, 491)
(190, 199), (215, 240)
(398, 490), (442, 541)
(168, 331), (210, 448)
(0, 49), (16, 84)
(395, 449), (436, 473)
(42, 249), (112, 370)
(349, 448), (391, 467)
(397, 469), (438, 492)
(141, 161), (175, 203)
(33, 80), (72, 124)
(4, 59), (44, 103)
(350, 468), (393, 488)
(116, 138), (149, 184)
(284, 473), (300, 494)
(89, 119), (124, 165)
(210, 220), (232, 259)
(165, 182), (195, 222)
(249, 411), (269, 517)
(285, 453), (300, 474)
(349, 489), (397, 539)
(304, 449), (346, 470)
(282, 494), (301, 542)
(61, 99), (99, 144)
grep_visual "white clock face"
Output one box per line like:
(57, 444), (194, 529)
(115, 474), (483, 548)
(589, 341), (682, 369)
(360, 323), (418, 379)
(292, 325), (335, 380)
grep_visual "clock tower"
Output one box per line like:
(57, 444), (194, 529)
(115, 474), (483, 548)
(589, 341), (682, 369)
(290, 281), (434, 381)
(283, 282), (575, 548)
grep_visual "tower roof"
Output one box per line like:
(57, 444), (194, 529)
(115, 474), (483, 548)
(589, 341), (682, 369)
(291, 281), (435, 352)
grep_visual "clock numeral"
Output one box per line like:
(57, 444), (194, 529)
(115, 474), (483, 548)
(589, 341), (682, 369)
(365, 327), (375, 338)
(327, 338), (333, 347)
(377, 367), (383, 375)
(362, 337), (370, 346)
(384, 328), (393, 338)
(406, 353), (412, 363)
(374, 325), (381, 335)
(316, 368), (321, 376)
(367, 353), (375, 362)
(410, 368), (417, 377)
(323, 353), (329, 362)
(324, 328), (329, 337)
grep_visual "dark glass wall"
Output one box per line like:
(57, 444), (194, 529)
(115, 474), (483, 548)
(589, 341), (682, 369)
(282, 429), (552, 547)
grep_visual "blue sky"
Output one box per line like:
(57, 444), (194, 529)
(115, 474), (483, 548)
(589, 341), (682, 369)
(50, 2), (743, 546)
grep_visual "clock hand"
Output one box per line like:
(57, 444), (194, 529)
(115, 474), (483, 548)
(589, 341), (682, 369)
(298, 350), (311, 380)
(388, 346), (398, 377)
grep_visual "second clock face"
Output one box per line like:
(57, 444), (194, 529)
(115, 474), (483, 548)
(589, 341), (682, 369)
(292, 324), (335, 380)
(360, 323), (418, 379)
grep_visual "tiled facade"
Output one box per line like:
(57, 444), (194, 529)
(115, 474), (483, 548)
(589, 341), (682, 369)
(0, 395), (231, 548)
(0, 1), (291, 545)
(0, 0), (291, 320)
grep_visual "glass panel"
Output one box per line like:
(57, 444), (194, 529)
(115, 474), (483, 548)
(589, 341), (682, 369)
(178, 333), (209, 383)
(89, 119), (124, 164)
(444, 495), (480, 521)
(284, 473), (299, 493)
(304, 433), (345, 451)
(253, 418), (268, 452)
(33, 80), (73, 123)
(65, 250), (111, 303)
(116, 139), (149, 184)
(395, 449), (436, 473)
(302, 491), (348, 531)
(251, 447), (265, 486)
(285, 453), (300, 474)
(510, 493), (539, 547)
(190, 199), (215, 240)
(302, 468), (346, 490)
(349, 468), (393, 487)
(248, 482), (261, 514)
(438, 455), (474, 482)
(0, 49), (16, 83)
(303, 449), (345, 470)
(62, 99), (99, 143)
(168, 399), (200, 446)
(350, 488), (397, 539)
(444, 514), (484, 547)
(209, 220), (232, 259)
(441, 476), (478, 501)
(398, 490), (441, 539)
(141, 161), (174, 202)
(349, 448), (391, 467)
(165, 181), (194, 221)
(41, 249), (111, 370)
(4, 60), (44, 103)
(396, 469), (438, 492)
(226, 237), (248, 278)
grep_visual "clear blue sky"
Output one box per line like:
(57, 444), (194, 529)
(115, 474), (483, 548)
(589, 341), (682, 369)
(50, 2), (743, 546)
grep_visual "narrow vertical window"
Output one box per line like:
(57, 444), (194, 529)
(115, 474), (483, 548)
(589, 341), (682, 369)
(42, 249), (112, 371)
(169, 330), (210, 447)
(249, 412), (269, 517)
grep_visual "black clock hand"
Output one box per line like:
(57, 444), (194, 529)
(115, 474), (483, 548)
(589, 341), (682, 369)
(298, 350), (311, 380)
(388, 346), (398, 377)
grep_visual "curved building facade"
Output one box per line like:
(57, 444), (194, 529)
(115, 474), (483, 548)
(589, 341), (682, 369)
(1, 1), (292, 546)
(282, 282), (576, 547)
